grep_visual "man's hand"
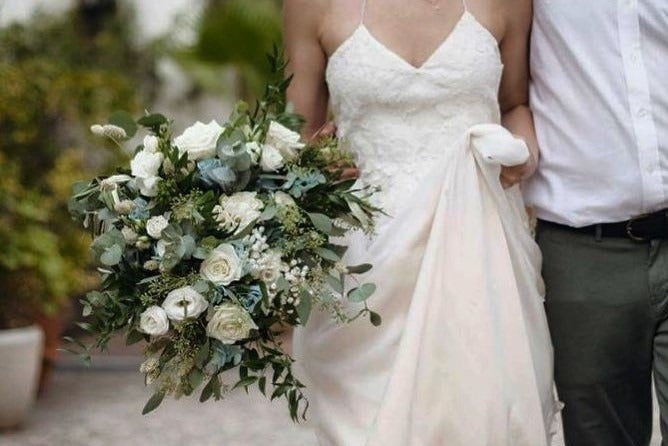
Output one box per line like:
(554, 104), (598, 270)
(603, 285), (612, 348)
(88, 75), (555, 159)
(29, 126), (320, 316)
(312, 121), (359, 180)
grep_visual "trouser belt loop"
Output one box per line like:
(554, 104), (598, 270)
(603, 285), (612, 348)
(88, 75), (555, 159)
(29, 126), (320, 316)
(595, 224), (603, 243)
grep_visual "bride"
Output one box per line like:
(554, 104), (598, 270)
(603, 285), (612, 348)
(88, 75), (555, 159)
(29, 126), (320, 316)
(284, 0), (560, 444)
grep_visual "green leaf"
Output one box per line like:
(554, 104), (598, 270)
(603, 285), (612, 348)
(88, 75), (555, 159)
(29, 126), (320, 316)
(347, 283), (377, 303)
(189, 368), (205, 389)
(313, 247), (340, 262)
(307, 213), (333, 234)
(369, 311), (382, 327)
(346, 263), (373, 274)
(125, 330), (145, 346)
(324, 274), (343, 294)
(100, 244), (123, 266)
(258, 376), (267, 395)
(296, 290), (313, 325)
(142, 392), (165, 415)
(108, 110), (138, 138)
(195, 340), (210, 368)
(137, 113), (167, 127)
(233, 376), (258, 389)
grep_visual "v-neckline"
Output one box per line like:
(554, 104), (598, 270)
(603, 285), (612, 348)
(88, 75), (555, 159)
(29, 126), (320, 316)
(360, 10), (470, 71)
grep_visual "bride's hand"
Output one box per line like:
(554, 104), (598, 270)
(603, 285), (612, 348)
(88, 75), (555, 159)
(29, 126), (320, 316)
(312, 121), (360, 180)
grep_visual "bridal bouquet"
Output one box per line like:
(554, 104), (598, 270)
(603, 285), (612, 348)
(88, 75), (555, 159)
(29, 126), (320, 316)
(67, 54), (381, 420)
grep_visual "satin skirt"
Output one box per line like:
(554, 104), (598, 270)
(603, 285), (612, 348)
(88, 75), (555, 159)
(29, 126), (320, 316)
(293, 124), (561, 446)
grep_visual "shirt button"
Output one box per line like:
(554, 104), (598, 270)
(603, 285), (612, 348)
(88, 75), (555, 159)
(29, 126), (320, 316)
(646, 165), (655, 174)
(637, 108), (649, 117)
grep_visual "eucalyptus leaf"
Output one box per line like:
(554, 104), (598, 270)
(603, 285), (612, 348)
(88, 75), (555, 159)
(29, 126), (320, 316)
(308, 213), (333, 234)
(348, 283), (377, 303)
(142, 391), (165, 415)
(108, 110), (137, 138)
(296, 289), (313, 324)
(346, 263), (373, 274)
(313, 247), (340, 262)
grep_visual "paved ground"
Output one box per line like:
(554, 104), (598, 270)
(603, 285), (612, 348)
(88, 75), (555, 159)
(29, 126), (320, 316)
(0, 356), (662, 446)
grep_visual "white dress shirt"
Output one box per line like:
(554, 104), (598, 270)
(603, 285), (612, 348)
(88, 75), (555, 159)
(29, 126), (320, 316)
(524, 0), (668, 227)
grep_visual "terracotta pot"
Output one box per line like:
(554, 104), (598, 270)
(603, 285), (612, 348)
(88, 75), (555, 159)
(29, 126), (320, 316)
(0, 325), (44, 429)
(33, 312), (65, 395)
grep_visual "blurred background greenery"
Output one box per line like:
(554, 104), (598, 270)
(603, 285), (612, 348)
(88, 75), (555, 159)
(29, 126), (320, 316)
(0, 0), (282, 377)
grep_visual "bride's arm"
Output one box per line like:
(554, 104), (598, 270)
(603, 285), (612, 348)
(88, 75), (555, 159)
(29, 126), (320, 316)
(497, 0), (539, 188)
(283, 0), (330, 140)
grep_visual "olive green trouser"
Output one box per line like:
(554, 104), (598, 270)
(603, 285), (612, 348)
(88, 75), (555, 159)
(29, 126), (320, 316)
(537, 221), (668, 446)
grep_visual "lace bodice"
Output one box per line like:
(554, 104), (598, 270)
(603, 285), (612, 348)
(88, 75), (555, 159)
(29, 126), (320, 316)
(326, 10), (503, 213)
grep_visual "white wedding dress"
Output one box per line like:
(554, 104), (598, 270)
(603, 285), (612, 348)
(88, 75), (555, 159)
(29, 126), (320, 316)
(293, 1), (561, 445)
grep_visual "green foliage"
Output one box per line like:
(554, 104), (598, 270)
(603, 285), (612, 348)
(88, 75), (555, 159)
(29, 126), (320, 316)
(185, 0), (282, 99)
(0, 5), (156, 328)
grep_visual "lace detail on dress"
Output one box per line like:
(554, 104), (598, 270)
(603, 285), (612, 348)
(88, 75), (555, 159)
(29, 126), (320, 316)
(326, 12), (503, 214)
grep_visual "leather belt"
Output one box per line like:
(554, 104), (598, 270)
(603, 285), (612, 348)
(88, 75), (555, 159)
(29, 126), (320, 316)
(538, 210), (668, 242)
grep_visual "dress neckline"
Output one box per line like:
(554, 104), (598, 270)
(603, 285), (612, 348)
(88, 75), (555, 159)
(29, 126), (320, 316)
(327, 11), (502, 74)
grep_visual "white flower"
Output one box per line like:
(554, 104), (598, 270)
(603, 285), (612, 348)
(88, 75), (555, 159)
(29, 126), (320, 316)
(265, 121), (305, 161)
(161, 286), (209, 321)
(91, 124), (127, 140)
(200, 243), (243, 286)
(90, 124), (105, 136)
(213, 192), (264, 234)
(121, 226), (139, 243)
(99, 174), (132, 191)
(139, 306), (169, 336)
(174, 120), (224, 161)
(131, 150), (164, 179)
(143, 135), (160, 153)
(206, 302), (258, 344)
(136, 176), (161, 197)
(245, 141), (262, 164)
(114, 199), (135, 214)
(143, 260), (159, 271)
(254, 249), (286, 283)
(273, 191), (296, 207)
(146, 215), (169, 239)
(259, 144), (284, 172)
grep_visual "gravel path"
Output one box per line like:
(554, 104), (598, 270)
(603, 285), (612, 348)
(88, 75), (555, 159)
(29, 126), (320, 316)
(1, 361), (662, 446)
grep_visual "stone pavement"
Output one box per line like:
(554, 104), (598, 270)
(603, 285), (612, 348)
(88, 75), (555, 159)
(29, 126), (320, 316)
(1, 359), (662, 446)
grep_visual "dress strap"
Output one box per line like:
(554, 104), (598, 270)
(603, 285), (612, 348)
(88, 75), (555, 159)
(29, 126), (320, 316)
(461, 0), (468, 11)
(360, 0), (368, 25)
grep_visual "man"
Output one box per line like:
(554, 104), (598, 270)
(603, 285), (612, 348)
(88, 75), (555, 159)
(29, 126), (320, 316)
(524, 1), (668, 445)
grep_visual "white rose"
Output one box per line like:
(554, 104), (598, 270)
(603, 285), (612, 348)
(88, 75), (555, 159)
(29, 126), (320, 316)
(259, 144), (284, 172)
(136, 176), (161, 197)
(161, 286), (209, 321)
(265, 121), (305, 161)
(143, 135), (160, 153)
(213, 192), (264, 234)
(200, 243), (243, 286)
(139, 306), (169, 336)
(131, 150), (164, 179)
(245, 141), (262, 164)
(206, 302), (258, 344)
(146, 215), (169, 239)
(174, 120), (224, 161)
(273, 191), (296, 207)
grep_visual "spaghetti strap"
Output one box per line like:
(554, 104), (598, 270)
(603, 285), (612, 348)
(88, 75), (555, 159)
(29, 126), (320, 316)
(360, 0), (368, 25)
(461, 0), (468, 11)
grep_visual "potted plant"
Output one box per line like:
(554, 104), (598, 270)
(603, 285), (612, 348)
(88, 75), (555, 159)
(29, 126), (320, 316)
(0, 158), (57, 429)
